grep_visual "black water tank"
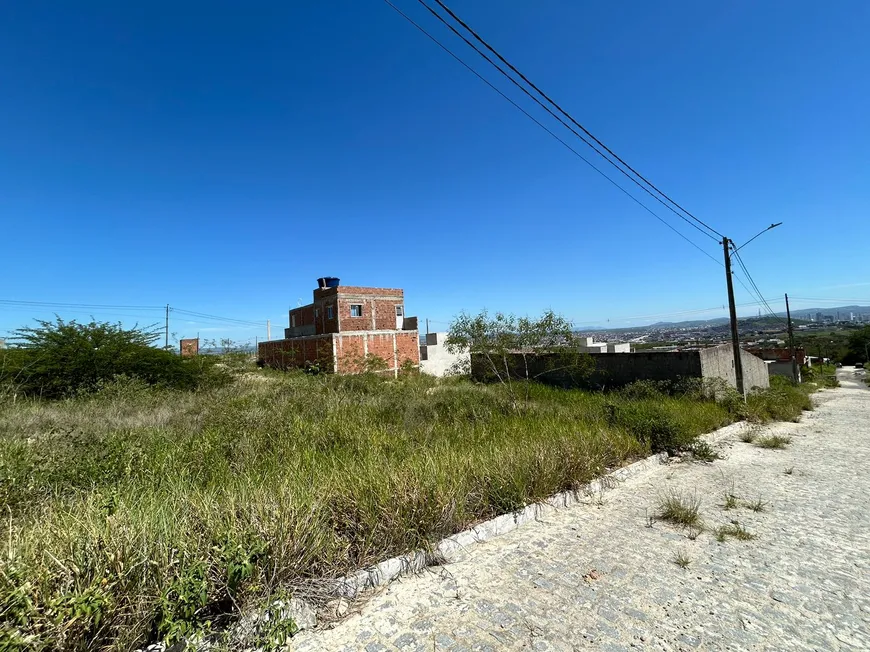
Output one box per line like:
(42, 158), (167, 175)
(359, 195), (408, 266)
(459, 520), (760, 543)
(317, 277), (340, 289)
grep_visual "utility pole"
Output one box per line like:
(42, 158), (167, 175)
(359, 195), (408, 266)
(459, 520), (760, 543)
(723, 238), (745, 398)
(165, 304), (170, 350)
(266, 320), (271, 341)
(785, 293), (799, 383)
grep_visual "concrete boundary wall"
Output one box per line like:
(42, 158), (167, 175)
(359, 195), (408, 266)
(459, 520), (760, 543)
(471, 345), (769, 392)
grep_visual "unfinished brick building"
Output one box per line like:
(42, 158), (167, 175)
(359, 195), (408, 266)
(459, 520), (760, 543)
(258, 278), (420, 376)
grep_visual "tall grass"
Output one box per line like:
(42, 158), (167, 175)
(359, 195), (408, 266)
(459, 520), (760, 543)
(0, 371), (813, 649)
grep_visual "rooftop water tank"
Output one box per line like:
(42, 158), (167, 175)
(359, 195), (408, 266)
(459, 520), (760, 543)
(317, 277), (340, 289)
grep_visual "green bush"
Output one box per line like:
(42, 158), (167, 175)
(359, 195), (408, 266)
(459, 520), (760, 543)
(0, 318), (230, 398)
(740, 376), (813, 423)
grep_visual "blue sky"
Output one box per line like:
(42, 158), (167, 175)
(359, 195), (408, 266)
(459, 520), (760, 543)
(1, 1), (868, 343)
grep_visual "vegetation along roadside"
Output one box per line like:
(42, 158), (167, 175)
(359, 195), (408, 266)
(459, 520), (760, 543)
(0, 318), (824, 650)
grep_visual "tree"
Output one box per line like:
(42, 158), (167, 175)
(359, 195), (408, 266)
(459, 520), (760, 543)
(446, 309), (593, 403)
(1, 317), (219, 398)
(846, 326), (870, 364)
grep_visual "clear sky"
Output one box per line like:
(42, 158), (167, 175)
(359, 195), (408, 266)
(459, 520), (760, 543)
(2, 1), (868, 343)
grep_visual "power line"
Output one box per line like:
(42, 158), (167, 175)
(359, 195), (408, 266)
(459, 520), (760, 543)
(731, 251), (779, 319)
(413, 0), (718, 243)
(383, 0), (721, 266)
(170, 308), (264, 327)
(0, 299), (265, 329)
(423, 0), (725, 242)
(0, 299), (162, 310)
(730, 249), (787, 325)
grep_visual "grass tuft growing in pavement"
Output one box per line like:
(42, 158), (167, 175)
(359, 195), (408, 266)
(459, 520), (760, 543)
(657, 490), (702, 527)
(672, 551), (692, 569)
(755, 435), (792, 449)
(745, 498), (767, 512)
(716, 522), (756, 542)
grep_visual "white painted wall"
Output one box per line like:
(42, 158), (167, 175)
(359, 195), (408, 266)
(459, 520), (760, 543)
(419, 332), (470, 377)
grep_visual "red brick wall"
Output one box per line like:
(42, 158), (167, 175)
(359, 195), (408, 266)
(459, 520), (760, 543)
(289, 305), (315, 328)
(316, 286), (403, 299)
(179, 338), (199, 357)
(395, 331), (420, 368)
(258, 336), (334, 370)
(260, 331), (420, 376)
(747, 347), (806, 365)
(367, 333), (396, 367)
(314, 297), (339, 335)
(336, 296), (404, 332)
(333, 331), (420, 375)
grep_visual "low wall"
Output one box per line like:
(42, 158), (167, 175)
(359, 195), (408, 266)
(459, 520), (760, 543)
(699, 345), (770, 391)
(470, 345), (769, 392)
(586, 351), (702, 388)
(470, 350), (702, 389)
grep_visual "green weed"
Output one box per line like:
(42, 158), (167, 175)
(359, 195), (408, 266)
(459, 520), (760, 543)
(739, 430), (757, 443)
(745, 498), (767, 512)
(716, 522), (756, 542)
(688, 440), (720, 462)
(672, 551), (692, 569)
(755, 435), (792, 449)
(0, 359), (816, 649)
(657, 490), (702, 527)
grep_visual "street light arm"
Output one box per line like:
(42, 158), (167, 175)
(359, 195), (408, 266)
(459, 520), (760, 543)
(734, 222), (783, 252)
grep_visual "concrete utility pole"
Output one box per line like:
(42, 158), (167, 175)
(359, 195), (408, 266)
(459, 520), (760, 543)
(266, 319), (271, 341)
(165, 304), (170, 350)
(785, 293), (799, 383)
(722, 237), (745, 398)
(726, 223), (782, 397)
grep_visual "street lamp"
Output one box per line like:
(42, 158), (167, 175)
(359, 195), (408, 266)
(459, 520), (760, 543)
(722, 222), (783, 397)
(734, 223), (783, 252)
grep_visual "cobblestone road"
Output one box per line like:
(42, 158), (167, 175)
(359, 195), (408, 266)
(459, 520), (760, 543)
(291, 374), (869, 651)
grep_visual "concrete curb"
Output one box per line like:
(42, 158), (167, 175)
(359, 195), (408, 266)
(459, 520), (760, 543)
(335, 419), (751, 599)
(335, 453), (668, 598)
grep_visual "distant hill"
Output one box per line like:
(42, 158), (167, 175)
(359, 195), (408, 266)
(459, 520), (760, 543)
(578, 305), (870, 335)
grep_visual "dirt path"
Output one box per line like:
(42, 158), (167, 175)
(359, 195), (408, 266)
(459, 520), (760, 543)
(290, 376), (869, 651)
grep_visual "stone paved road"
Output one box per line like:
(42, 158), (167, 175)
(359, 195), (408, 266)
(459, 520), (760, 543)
(291, 374), (869, 651)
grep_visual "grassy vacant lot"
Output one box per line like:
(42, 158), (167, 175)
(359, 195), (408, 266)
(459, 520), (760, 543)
(0, 369), (816, 650)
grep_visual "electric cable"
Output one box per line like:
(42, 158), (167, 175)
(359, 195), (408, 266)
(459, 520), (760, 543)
(383, 0), (722, 265)
(424, 0), (725, 241)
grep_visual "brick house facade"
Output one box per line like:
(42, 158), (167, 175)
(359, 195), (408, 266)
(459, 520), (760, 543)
(258, 280), (420, 376)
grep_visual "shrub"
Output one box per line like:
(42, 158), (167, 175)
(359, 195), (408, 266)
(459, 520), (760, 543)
(0, 318), (230, 398)
(740, 378), (812, 423)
